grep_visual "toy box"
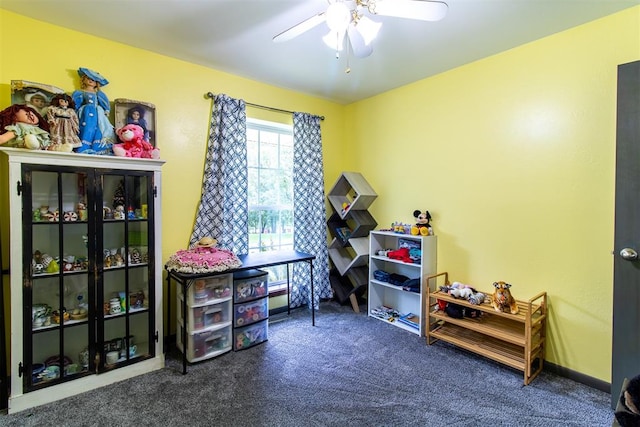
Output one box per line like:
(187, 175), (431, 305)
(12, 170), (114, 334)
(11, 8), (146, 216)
(233, 269), (268, 303)
(178, 297), (231, 333)
(233, 319), (268, 351)
(176, 318), (232, 362)
(181, 274), (232, 306)
(233, 297), (268, 327)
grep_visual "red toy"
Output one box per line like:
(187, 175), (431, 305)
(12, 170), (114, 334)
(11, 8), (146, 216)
(114, 124), (159, 159)
(387, 247), (412, 263)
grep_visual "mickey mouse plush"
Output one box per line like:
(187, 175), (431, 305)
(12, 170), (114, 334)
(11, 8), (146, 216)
(411, 210), (432, 236)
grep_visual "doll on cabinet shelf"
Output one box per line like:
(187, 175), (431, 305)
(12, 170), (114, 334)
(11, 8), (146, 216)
(47, 94), (82, 152)
(72, 67), (116, 155)
(0, 104), (51, 149)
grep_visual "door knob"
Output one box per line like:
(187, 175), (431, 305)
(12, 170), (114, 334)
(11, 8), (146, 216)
(620, 248), (638, 260)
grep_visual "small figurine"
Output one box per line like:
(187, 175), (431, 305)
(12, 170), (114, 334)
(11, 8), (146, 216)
(47, 94), (81, 152)
(114, 205), (125, 220)
(113, 253), (124, 267)
(0, 104), (51, 149)
(72, 67), (116, 154)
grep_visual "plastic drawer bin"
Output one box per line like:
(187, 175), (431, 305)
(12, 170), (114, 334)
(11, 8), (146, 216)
(233, 269), (269, 303)
(179, 274), (232, 306)
(179, 298), (231, 333)
(176, 319), (232, 362)
(234, 297), (268, 327)
(234, 319), (268, 351)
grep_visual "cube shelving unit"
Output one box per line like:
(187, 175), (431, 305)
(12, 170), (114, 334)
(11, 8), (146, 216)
(326, 172), (377, 313)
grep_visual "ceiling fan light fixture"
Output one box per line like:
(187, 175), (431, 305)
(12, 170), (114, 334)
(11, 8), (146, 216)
(355, 15), (381, 45)
(325, 2), (351, 32)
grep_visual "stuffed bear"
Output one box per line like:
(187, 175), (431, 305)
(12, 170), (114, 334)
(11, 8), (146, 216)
(411, 210), (432, 236)
(616, 374), (640, 427)
(114, 124), (160, 159)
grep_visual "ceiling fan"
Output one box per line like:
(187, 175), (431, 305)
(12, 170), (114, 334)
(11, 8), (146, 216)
(273, 0), (448, 59)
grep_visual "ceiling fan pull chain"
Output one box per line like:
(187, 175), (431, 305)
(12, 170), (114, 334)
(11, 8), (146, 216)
(345, 37), (352, 74)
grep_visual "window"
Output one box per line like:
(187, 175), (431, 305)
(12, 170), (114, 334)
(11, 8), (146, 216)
(246, 119), (293, 292)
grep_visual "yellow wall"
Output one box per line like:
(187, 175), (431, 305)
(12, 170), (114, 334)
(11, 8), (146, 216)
(1, 6), (638, 383)
(346, 6), (639, 381)
(0, 10), (346, 339)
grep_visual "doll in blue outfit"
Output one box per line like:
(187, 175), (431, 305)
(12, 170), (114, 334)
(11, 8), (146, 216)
(72, 67), (116, 154)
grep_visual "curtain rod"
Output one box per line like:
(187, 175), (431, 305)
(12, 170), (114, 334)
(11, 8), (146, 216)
(206, 92), (324, 121)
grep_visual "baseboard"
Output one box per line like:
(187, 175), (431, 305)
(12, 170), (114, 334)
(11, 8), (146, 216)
(544, 361), (610, 393)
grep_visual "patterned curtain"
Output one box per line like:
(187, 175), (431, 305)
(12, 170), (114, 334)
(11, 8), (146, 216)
(190, 94), (248, 254)
(291, 112), (331, 309)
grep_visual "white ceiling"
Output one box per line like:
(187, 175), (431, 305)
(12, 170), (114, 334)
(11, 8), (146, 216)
(2, 0), (638, 104)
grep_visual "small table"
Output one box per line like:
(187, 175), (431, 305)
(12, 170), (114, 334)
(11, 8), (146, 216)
(165, 250), (316, 374)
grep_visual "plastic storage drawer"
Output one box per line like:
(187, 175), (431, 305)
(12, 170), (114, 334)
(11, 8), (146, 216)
(234, 297), (268, 327)
(233, 269), (269, 303)
(179, 274), (232, 306)
(179, 297), (231, 333)
(234, 319), (268, 351)
(176, 318), (232, 362)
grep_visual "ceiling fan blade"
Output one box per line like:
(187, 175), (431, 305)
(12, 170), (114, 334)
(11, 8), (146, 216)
(373, 0), (448, 22)
(347, 24), (373, 58)
(273, 12), (326, 43)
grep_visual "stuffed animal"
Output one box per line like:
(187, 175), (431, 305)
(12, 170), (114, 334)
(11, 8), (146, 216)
(616, 374), (640, 427)
(491, 281), (519, 314)
(387, 247), (412, 263)
(448, 281), (474, 299)
(114, 124), (160, 159)
(411, 210), (432, 236)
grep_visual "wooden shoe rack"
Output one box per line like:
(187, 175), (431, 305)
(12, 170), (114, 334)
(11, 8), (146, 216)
(426, 272), (547, 385)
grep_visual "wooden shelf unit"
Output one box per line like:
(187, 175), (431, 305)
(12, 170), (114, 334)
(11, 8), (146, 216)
(426, 272), (547, 385)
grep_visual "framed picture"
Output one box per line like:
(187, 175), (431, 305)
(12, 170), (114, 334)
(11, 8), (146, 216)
(10, 80), (65, 117)
(114, 98), (157, 147)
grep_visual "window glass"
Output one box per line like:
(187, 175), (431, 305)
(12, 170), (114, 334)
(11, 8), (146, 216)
(247, 119), (294, 289)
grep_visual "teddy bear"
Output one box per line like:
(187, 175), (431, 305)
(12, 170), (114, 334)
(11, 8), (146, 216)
(113, 124), (160, 159)
(616, 374), (640, 426)
(411, 210), (432, 236)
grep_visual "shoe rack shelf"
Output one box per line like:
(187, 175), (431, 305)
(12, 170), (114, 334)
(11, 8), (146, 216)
(426, 272), (547, 385)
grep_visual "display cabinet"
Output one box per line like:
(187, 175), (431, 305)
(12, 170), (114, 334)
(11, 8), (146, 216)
(0, 147), (165, 413)
(368, 231), (437, 336)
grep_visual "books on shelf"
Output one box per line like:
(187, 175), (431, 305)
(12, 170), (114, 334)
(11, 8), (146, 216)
(335, 226), (352, 242)
(398, 313), (420, 330)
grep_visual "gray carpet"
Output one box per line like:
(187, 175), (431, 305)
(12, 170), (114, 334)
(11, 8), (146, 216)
(0, 301), (614, 426)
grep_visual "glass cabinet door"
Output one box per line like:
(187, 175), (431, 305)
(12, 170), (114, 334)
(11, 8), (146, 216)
(98, 171), (154, 372)
(23, 166), (93, 390)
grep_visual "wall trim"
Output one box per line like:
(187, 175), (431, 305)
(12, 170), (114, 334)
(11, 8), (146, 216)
(544, 361), (610, 393)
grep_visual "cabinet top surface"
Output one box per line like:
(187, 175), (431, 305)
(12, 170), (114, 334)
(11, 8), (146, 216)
(371, 230), (436, 239)
(0, 147), (166, 169)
